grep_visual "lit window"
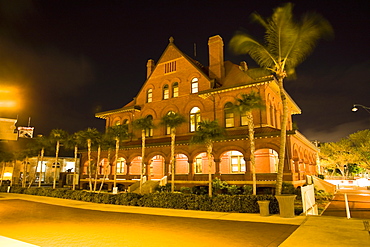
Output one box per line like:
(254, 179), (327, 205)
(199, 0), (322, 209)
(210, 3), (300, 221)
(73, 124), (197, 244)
(145, 115), (153, 137)
(163, 84), (169, 99)
(116, 157), (126, 174)
(165, 111), (174, 135)
(224, 102), (234, 128)
(194, 154), (203, 173)
(147, 88), (153, 103)
(230, 151), (245, 173)
(241, 111), (248, 126)
(172, 82), (179, 97)
(190, 107), (201, 132)
(114, 120), (121, 126)
(191, 78), (198, 93)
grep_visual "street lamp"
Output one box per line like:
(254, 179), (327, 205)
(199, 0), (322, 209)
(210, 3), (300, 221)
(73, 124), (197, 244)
(352, 104), (370, 114)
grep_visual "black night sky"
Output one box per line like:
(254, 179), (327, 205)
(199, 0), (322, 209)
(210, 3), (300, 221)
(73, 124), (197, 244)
(0, 0), (369, 142)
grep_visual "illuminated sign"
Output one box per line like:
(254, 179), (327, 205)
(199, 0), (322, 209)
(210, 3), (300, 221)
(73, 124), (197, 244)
(18, 126), (34, 138)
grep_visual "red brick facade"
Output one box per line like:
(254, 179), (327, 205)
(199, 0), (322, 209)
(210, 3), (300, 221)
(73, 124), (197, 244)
(80, 35), (318, 191)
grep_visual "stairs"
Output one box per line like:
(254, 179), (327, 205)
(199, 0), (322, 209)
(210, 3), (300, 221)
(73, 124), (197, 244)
(129, 180), (160, 194)
(312, 176), (337, 194)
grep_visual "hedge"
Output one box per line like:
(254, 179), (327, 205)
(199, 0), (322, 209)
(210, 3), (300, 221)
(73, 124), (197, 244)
(0, 186), (279, 214)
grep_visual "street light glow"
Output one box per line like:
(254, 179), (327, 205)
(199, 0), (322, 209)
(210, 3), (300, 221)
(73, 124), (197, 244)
(352, 104), (370, 114)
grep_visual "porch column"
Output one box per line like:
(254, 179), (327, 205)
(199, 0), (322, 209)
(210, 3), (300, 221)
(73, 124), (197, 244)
(214, 158), (220, 176)
(126, 162), (131, 176)
(188, 161), (194, 180)
(244, 157), (252, 181)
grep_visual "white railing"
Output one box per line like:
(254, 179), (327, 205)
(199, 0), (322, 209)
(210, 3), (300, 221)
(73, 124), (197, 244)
(159, 176), (168, 186)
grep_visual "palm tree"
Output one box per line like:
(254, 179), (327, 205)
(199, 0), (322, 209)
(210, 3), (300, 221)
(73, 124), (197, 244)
(233, 92), (264, 195)
(132, 116), (155, 194)
(32, 135), (50, 187)
(191, 120), (225, 197)
(49, 129), (69, 189)
(106, 124), (129, 191)
(64, 133), (82, 190)
(160, 112), (186, 192)
(76, 128), (101, 191)
(229, 3), (333, 195)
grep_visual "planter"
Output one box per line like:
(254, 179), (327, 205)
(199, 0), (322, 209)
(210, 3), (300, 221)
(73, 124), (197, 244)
(275, 194), (297, 218)
(257, 200), (270, 217)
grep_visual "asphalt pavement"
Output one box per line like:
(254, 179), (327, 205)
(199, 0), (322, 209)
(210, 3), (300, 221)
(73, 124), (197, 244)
(0, 189), (369, 246)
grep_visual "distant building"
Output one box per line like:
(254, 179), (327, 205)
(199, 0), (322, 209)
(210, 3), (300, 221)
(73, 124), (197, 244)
(80, 35), (318, 192)
(0, 118), (18, 141)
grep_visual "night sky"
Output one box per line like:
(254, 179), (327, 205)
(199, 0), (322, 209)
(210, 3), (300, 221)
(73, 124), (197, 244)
(0, 0), (369, 142)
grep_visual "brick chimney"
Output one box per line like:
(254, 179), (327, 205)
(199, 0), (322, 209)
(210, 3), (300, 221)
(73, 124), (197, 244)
(146, 59), (155, 78)
(208, 35), (225, 83)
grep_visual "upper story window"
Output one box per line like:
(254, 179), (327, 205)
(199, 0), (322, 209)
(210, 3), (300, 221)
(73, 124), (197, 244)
(145, 115), (154, 137)
(172, 82), (179, 98)
(224, 102), (234, 128)
(165, 61), (177, 74)
(241, 111), (248, 126)
(190, 107), (201, 132)
(163, 84), (169, 99)
(165, 111), (175, 135)
(147, 88), (153, 103)
(191, 77), (198, 93)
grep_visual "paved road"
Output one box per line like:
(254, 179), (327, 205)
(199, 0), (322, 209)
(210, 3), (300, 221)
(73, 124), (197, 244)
(322, 188), (370, 219)
(0, 199), (298, 247)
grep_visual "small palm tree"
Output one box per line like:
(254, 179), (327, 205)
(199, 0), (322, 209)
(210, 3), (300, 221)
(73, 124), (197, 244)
(160, 112), (186, 192)
(76, 128), (101, 191)
(106, 124), (129, 190)
(132, 116), (155, 194)
(234, 92), (264, 195)
(50, 129), (69, 189)
(191, 120), (225, 197)
(229, 3), (333, 195)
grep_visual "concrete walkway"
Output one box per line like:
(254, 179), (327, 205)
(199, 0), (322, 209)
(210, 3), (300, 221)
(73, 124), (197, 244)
(1, 192), (369, 246)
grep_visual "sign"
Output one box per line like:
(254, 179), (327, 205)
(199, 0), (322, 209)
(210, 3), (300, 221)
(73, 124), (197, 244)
(18, 126), (34, 138)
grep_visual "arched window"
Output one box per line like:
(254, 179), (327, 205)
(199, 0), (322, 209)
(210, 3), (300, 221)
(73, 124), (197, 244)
(165, 111), (174, 135)
(147, 88), (153, 103)
(172, 82), (179, 97)
(163, 84), (169, 99)
(116, 157), (126, 174)
(191, 77), (198, 93)
(114, 120), (121, 126)
(123, 119), (129, 124)
(224, 102), (234, 128)
(190, 107), (201, 132)
(145, 115), (153, 137)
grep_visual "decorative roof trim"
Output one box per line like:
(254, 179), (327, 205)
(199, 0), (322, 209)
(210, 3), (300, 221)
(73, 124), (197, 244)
(95, 106), (141, 119)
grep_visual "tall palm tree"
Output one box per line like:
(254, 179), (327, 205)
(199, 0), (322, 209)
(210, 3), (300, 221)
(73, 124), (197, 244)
(132, 116), (155, 194)
(233, 92), (265, 195)
(229, 3), (333, 195)
(64, 133), (82, 190)
(191, 120), (225, 197)
(32, 135), (50, 187)
(76, 128), (101, 191)
(106, 124), (129, 190)
(50, 129), (69, 189)
(160, 112), (186, 192)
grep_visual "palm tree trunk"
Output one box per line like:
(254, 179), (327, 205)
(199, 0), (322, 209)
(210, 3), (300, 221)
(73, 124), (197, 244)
(140, 129), (145, 194)
(94, 145), (101, 192)
(276, 78), (289, 195)
(99, 149), (110, 193)
(73, 145), (77, 190)
(88, 139), (93, 192)
(170, 128), (175, 192)
(247, 112), (257, 195)
(0, 162), (5, 186)
(53, 141), (59, 189)
(38, 148), (44, 187)
(114, 138), (119, 188)
(207, 143), (213, 197)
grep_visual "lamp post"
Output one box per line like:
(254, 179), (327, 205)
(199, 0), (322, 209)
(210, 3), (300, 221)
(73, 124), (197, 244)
(352, 104), (370, 114)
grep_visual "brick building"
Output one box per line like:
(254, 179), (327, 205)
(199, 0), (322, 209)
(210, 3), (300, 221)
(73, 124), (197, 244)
(79, 35), (318, 192)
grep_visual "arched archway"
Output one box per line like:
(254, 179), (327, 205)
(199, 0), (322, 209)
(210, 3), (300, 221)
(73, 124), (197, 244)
(148, 155), (165, 179)
(219, 150), (246, 174)
(193, 152), (215, 174)
(175, 153), (189, 174)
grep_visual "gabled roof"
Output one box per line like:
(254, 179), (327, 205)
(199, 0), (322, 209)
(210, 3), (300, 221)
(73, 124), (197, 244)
(95, 105), (141, 119)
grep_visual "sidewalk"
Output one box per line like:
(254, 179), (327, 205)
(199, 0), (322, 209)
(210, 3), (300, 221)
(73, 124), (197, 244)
(1, 192), (369, 246)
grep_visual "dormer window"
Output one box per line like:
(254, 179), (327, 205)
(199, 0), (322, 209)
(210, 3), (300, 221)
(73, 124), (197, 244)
(163, 84), (169, 99)
(191, 77), (198, 93)
(147, 88), (153, 103)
